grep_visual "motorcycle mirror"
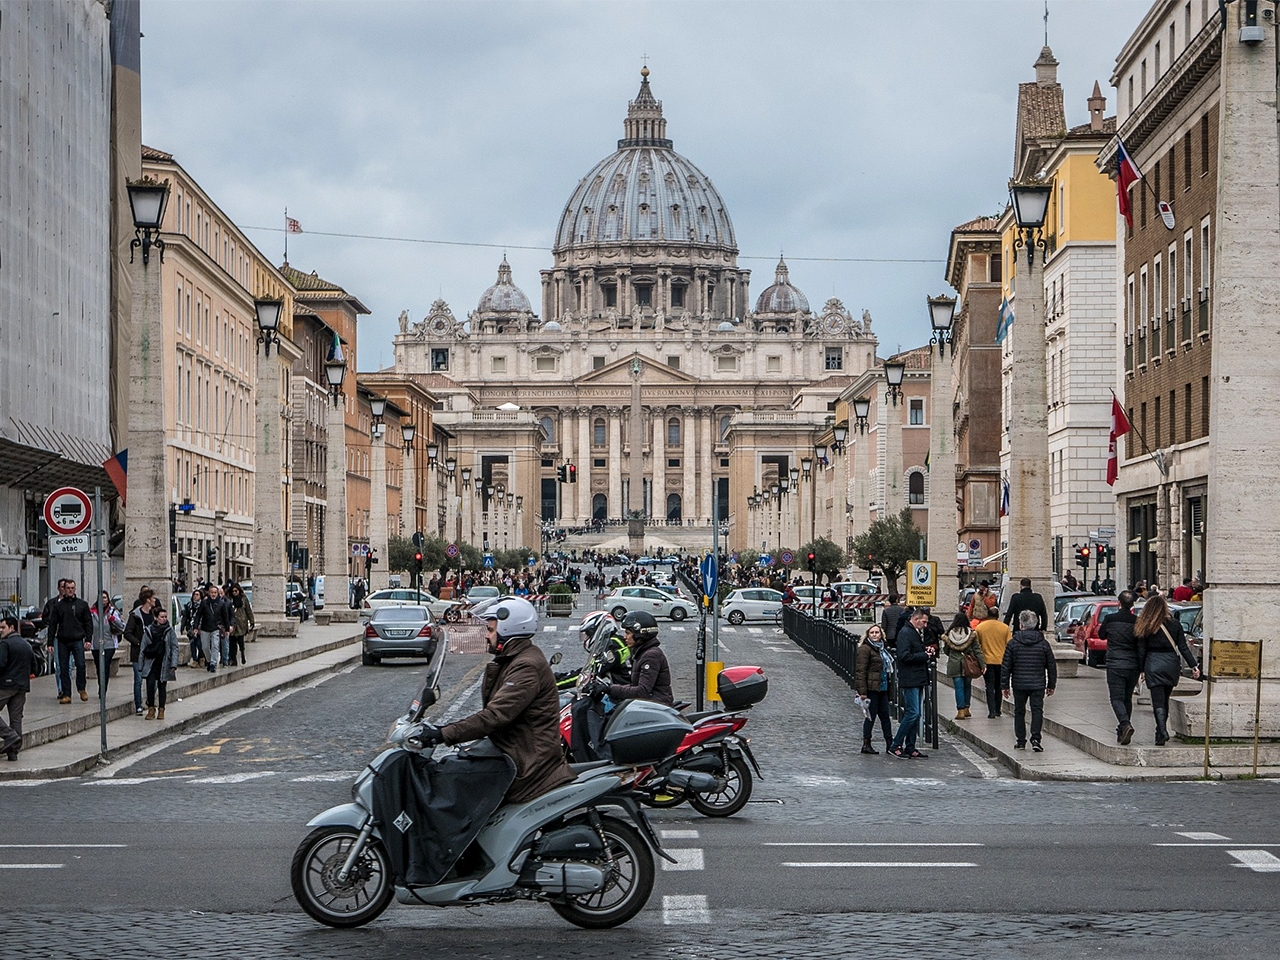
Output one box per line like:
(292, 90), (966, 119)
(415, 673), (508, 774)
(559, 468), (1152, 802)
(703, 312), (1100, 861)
(408, 642), (449, 722)
(550, 651), (563, 665)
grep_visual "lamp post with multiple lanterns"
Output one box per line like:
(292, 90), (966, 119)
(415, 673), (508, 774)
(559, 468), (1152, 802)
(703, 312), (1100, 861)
(926, 294), (960, 616)
(367, 395), (390, 591)
(882, 358), (907, 518)
(322, 334), (357, 620)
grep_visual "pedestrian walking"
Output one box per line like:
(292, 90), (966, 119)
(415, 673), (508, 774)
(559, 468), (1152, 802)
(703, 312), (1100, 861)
(42, 580), (68, 698)
(195, 586), (229, 673)
(880, 594), (906, 650)
(1003, 577), (1048, 631)
(47, 578), (93, 704)
(123, 589), (157, 714)
(889, 607), (933, 759)
(1099, 590), (1141, 745)
(183, 588), (205, 666)
(226, 584), (254, 666)
(974, 611), (1012, 718)
(1001, 610), (1057, 751)
(854, 624), (894, 754)
(940, 612), (985, 720)
(89, 591), (125, 696)
(0, 615), (34, 761)
(1135, 593), (1200, 746)
(141, 609), (180, 721)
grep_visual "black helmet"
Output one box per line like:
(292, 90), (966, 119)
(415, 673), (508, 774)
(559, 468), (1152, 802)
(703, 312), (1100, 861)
(621, 610), (659, 643)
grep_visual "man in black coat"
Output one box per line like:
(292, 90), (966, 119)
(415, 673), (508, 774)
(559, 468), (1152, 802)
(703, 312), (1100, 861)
(881, 594), (906, 650)
(48, 579), (93, 704)
(888, 607), (934, 759)
(1099, 591), (1140, 745)
(0, 616), (34, 759)
(1001, 610), (1058, 751)
(1003, 578), (1049, 631)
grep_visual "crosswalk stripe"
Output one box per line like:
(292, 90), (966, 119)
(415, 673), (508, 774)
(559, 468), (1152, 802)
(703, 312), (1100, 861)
(1177, 831), (1230, 840)
(662, 848), (704, 871)
(0, 864), (64, 869)
(660, 829), (700, 839)
(662, 894), (710, 924)
(765, 842), (983, 847)
(543, 625), (556, 632)
(188, 771), (277, 784)
(1228, 850), (1280, 872)
(782, 861), (978, 868)
(747, 627), (763, 635)
(0, 844), (127, 849)
(290, 772), (362, 783)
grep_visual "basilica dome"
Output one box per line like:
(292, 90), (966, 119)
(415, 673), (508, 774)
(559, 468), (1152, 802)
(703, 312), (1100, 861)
(476, 257), (533, 314)
(554, 69), (737, 253)
(754, 257), (809, 315)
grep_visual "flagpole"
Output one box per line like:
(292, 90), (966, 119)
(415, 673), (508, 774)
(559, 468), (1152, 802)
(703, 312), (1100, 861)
(1110, 388), (1158, 459)
(284, 207), (289, 263)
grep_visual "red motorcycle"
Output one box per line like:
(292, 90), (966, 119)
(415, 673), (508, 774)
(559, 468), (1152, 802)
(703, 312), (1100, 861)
(560, 664), (767, 818)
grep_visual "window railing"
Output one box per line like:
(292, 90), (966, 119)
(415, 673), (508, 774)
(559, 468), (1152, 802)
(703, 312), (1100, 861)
(1137, 333), (1147, 366)
(1124, 337), (1134, 374)
(1197, 297), (1209, 334)
(1181, 304), (1192, 342)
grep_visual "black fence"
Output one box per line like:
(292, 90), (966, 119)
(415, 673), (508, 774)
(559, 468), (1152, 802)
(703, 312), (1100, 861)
(782, 606), (939, 749)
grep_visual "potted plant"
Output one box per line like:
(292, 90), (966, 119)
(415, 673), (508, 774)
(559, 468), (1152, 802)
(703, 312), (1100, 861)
(546, 582), (575, 618)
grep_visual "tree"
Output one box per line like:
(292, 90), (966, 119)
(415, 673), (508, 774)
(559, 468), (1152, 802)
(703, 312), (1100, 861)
(387, 536), (416, 574)
(799, 536), (846, 585)
(494, 547), (534, 572)
(737, 549), (760, 572)
(848, 506), (923, 594)
(458, 543), (483, 572)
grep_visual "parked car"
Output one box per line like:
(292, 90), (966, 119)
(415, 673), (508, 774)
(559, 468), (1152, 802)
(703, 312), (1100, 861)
(362, 588), (464, 623)
(361, 605), (438, 666)
(720, 587), (785, 625)
(604, 585), (697, 622)
(789, 585), (824, 609)
(462, 585), (503, 610)
(314, 575), (325, 610)
(1072, 598), (1120, 667)
(832, 581), (879, 597)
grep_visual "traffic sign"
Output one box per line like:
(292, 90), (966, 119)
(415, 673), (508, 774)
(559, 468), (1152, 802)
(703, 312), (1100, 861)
(44, 487), (91, 536)
(906, 560), (938, 607)
(483, 553), (494, 569)
(968, 538), (981, 552)
(700, 553), (718, 600)
(528, 556), (536, 567)
(759, 554), (773, 567)
(780, 550), (794, 566)
(445, 543), (459, 559)
(956, 542), (968, 563)
(48, 534), (90, 556)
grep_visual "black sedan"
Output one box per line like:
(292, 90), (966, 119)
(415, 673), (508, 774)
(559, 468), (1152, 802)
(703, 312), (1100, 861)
(361, 605), (439, 667)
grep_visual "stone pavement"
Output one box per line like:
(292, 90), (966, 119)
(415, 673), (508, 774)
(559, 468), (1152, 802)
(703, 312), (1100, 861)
(936, 657), (1280, 781)
(2, 620), (362, 780)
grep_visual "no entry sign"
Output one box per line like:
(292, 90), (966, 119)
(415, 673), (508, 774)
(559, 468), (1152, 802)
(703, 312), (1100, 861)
(44, 487), (92, 536)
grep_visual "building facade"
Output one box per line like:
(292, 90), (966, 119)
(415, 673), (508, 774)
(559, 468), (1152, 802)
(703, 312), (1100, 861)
(390, 70), (877, 556)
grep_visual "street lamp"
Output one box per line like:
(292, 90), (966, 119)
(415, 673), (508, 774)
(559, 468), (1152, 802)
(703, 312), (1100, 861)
(884, 359), (906, 406)
(789, 466), (800, 486)
(461, 467), (472, 489)
(832, 423), (847, 453)
(126, 177), (170, 265)
(801, 457), (813, 477)
(1009, 178), (1052, 265)
(928, 294), (957, 356)
(254, 298), (284, 356)
(853, 397), (871, 434)
(401, 421), (416, 449)
(446, 456), (456, 476)
(427, 442), (439, 468)
(324, 343), (346, 406)
(369, 395), (387, 426)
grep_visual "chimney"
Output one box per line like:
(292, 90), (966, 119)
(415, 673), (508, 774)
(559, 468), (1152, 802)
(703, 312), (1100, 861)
(1088, 81), (1106, 133)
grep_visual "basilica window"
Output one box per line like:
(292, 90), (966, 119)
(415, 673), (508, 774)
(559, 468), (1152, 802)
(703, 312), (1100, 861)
(825, 347), (843, 370)
(540, 416), (555, 443)
(670, 283), (685, 308)
(667, 418), (681, 446)
(716, 355), (737, 373)
(635, 283), (652, 307)
(602, 283), (618, 308)
(767, 355), (781, 373)
(535, 355), (557, 372)
(431, 348), (449, 371)
(719, 415), (731, 439)
(593, 418), (606, 446)
(667, 356), (680, 370)
(491, 356), (507, 374)
(909, 471), (926, 505)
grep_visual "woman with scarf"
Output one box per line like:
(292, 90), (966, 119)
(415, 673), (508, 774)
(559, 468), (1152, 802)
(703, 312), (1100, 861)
(854, 624), (895, 754)
(940, 612), (985, 720)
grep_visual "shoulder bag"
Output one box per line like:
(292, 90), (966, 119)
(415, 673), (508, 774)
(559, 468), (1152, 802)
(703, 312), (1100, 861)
(962, 650), (984, 679)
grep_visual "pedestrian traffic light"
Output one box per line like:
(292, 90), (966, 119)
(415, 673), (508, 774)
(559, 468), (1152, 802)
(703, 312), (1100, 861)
(567, 463), (577, 483)
(557, 465), (567, 483)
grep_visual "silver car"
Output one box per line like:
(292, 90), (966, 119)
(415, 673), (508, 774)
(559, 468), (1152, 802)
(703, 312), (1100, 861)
(361, 605), (438, 667)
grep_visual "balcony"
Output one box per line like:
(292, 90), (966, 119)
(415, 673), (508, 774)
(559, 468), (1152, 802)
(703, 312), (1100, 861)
(1197, 296), (1209, 336)
(1181, 304), (1192, 344)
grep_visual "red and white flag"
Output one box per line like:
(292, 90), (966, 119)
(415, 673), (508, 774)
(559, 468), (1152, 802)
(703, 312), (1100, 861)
(1115, 139), (1142, 230)
(1106, 394), (1131, 486)
(286, 216), (303, 234)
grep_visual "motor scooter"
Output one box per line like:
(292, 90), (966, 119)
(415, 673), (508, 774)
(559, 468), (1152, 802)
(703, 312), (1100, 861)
(291, 641), (693, 930)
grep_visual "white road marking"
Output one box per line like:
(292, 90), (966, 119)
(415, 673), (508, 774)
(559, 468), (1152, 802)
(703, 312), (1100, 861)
(946, 734), (1001, 779)
(662, 894), (710, 924)
(188, 771), (277, 785)
(1228, 850), (1280, 872)
(1156, 842), (1280, 847)
(787, 775), (848, 787)
(662, 848), (704, 871)
(83, 777), (182, 786)
(783, 861), (978, 868)
(0, 780), (58, 787)
(747, 627), (763, 635)
(435, 675), (485, 726)
(660, 829), (700, 839)
(889, 777), (945, 786)
(765, 842), (983, 847)
(0, 844), (126, 849)
(543, 625), (556, 632)
(0, 864), (64, 870)
(669, 626), (687, 632)
(291, 771), (362, 783)
(1177, 831), (1230, 841)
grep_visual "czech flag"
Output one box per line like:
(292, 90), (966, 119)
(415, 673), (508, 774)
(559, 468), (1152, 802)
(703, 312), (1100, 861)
(103, 449), (128, 505)
(1116, 139), (1142, 229)
(999, 476), (1009, 518)
(1106, 395), (1132, 486)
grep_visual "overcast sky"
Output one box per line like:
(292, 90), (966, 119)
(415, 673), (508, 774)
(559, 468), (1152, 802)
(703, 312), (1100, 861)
(140, 0), (1148, 371)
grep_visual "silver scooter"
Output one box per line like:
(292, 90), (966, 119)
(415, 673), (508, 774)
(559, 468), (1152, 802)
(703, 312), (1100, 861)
(291, 641), (691, 929)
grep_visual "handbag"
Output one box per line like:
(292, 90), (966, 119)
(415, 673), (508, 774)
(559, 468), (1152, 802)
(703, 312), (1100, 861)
(962, 650), (984, 679)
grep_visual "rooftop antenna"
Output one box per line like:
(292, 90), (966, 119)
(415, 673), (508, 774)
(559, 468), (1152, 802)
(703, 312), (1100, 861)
(1044, 0), (1049, 46)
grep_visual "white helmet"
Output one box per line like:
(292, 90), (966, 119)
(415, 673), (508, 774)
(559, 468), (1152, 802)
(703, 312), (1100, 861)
(474, 596), (539, 640)
(577, 610), (611, 650)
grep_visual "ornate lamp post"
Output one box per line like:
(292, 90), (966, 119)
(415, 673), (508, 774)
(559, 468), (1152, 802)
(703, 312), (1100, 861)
(322, 334), (356, 620)
(400, 421), (416, 538)
(926, 293), (959, 615)
(882, 359), (907, 517)
(1007, 178), (1054, 629)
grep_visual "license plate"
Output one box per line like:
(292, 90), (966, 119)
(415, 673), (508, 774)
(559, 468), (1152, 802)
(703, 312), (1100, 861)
(385, 629), (412, 638)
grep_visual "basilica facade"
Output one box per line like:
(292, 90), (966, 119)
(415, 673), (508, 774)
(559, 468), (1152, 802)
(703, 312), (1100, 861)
(391, 69), (878, 553)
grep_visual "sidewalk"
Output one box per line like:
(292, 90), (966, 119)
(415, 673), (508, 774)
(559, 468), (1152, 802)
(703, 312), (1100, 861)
(936, 656), (1280, 781)
(2, 621), (362, 780)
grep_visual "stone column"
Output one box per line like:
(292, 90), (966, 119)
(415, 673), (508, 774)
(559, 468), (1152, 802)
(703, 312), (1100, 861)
(402, 440), (417, 540)
(883, 394), (904, 517)
(425, 446), (439, 539)
(683, 406), (697, 525)
(324, 394), (356, 621)
(849, 432), (870, 556)
(1194, 8), (1280, 735)
(561, 409), (575, 525)
(927, 346), (959, 618)
(123, 243), (172, 616)
(699, 411), (713, 524)
(1156, 478), (1171, 589)
(578, 409), (592, 524)
(1007, 242), (1054, 631)
(252, 346), (296, 636)
(369, 428), (389, 591)
(652, 413), (666, 522)
(608, 410), (623, 520)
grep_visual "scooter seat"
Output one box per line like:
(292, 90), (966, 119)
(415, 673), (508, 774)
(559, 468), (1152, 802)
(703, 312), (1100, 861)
(684, 710), (722, 722)
(569, 760), (613, 774)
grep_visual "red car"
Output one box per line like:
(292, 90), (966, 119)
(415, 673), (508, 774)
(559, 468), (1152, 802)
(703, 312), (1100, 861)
(1072, 599), (1119, 667)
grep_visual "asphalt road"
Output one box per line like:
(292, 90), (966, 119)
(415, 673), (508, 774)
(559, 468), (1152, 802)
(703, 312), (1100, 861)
(3, 581), (1280, 958)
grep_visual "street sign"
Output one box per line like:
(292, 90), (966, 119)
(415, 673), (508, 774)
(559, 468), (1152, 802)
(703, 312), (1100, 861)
(483, 553), (494, 569)
(968, 538), (981, 552)
(760, 554), (773, 567)
(780, 550), (794, 566)
(527, 556), (536, 567)
(445, 543), (459, 558)
(700, 553), (718, 601)
(1209, 638), (1262, 679)
(44, 487), (92, 536)
(956, 542), (968, 563)
(48, 533), (90, 555)
(906, 560), (938, 607)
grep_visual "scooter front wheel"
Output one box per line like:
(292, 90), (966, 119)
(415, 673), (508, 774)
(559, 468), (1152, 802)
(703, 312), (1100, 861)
(688, 754), (753, 818)
(551, 816), (654, 929)
(291, 825), (394, 928)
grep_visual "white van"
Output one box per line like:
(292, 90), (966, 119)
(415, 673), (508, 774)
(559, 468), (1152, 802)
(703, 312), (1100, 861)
(314, 575), (325, 610)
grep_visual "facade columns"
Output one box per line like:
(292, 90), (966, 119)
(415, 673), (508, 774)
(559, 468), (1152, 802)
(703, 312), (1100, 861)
(402, 441), (417, 540)
(652, 413), (666, 521)
(324, 394), (355, 621)
(927, 347), (959, 617)
(578, 408), (592, 524)
(608, 409), (623, 519)
(683, 406), (697, 525)
(252, 346), (296, 635)
(699, 410), (713, 524)
(425, 447), (439, 539)
(369, 428), (389, 591)
(561, 409), (575, 524)
(883, 397), (903, 518)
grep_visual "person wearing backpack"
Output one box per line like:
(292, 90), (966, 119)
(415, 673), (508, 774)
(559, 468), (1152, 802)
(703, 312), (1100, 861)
(141, 608), (179, 721)
(122, 589), (156, 716)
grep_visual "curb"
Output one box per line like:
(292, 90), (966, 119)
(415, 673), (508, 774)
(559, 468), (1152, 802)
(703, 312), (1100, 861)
(1, 642), (361, 781)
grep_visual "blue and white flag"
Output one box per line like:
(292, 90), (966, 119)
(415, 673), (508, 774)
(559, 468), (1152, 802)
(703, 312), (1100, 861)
(995, 296), (1015, 344)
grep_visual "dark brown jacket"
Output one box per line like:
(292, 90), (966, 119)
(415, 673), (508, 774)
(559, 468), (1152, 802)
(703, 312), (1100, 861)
(854, 638), (887, 698)
(441, 636), (574, 804)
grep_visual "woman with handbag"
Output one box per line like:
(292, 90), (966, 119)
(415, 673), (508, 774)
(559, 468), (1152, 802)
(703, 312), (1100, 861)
(1135, 593), (1200, 745)
(941, 612), (986, 720)
(854, 624), (895, 754)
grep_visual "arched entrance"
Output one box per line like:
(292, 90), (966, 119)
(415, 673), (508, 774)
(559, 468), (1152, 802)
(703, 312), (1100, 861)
(592, 493), (608, 521)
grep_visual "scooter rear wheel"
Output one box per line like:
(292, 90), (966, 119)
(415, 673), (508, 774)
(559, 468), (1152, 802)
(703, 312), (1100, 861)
(291, 825), (394, 928)
(551, 816), (654, 929)
(688, 754), (753, 818)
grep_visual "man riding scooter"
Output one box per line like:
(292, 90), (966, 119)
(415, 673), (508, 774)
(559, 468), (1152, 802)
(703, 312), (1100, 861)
(556, 611), (631, 692)
(588, 611), (673, 707)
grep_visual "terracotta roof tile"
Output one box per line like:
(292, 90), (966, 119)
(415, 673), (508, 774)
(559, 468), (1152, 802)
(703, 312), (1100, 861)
(1066, 115), (1117, 137)
(953, 215), (1000, 233)
(887, 345), (933, 370)
(1017, 81), (1066, 141)
(141, 144), (173, 162)
(279, 262), (344, 292)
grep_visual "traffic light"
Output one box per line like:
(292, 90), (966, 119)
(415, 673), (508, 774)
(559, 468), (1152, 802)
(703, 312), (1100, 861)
(169, 505), (177, 554)
(567, 463), (577, 483)
(807, 551), (816, 572)
(413, 551), (423, 568)
(1076, 545), (1091, 569)
(413, 551), (423, 594)
(557, 464), (567, 483)
(1095, 543), (1108, 565)
(206, 546), (217, 564)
